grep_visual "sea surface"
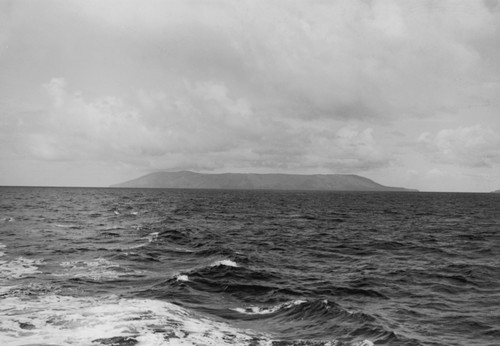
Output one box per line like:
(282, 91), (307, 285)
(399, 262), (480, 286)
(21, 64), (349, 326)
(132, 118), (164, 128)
(0, 187), (499, 346)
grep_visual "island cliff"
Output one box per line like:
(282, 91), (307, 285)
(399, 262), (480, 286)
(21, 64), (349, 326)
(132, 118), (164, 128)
(111, 171), (417, 192)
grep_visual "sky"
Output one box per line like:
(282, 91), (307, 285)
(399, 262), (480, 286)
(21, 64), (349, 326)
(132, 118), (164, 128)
(0, 0), (499, 192)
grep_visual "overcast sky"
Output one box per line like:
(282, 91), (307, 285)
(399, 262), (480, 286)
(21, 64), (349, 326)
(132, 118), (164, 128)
(1, 0), (499, 191)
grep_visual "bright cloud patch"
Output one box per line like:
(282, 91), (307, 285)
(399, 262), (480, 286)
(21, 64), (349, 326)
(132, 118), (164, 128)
(418, 125), (500, 167)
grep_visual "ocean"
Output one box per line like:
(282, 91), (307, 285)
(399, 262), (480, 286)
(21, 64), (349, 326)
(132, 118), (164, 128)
(0, 187), (499, 346)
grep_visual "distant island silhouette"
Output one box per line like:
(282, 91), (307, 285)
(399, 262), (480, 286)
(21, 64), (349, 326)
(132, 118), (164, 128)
(111, 171), (417, 191)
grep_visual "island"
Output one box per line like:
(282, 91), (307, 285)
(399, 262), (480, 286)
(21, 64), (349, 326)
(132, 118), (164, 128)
(111, 171), (417, 192)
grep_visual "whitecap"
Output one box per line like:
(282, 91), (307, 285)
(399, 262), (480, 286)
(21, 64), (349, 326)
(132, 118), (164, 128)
(177, 259), (238, 279)
(175, 274), (189, 282)
(232, 299), (307, 315)
(55, 224), (74, 228)
(210, 259), (238, 267)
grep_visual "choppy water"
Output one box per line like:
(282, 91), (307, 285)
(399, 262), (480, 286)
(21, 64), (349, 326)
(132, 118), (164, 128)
(0, 187), (499, 346)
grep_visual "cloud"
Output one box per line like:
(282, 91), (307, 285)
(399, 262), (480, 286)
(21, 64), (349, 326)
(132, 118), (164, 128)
(134, 80), (392, 172)
(0, 1), (11, 56)
(4, 0), (498, 121)
(43, 78), (67, 108)
(3, 78), (391, 173)
(418, 124), (500, 167)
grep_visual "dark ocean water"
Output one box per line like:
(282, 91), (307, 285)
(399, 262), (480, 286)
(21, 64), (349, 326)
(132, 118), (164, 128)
(0, 187), (499, 346)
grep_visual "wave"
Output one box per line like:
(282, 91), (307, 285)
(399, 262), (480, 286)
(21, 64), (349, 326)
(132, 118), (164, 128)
(165, 260), (291, 300)
(167, 259), (236, 283)
(156, 228), (193, 245)
(0, 293), (376, 346)
(229, 299), (402, 345)
(231, 299), (376, 323)
(122, 231), (160, 250)
(169, 259), (238, 283)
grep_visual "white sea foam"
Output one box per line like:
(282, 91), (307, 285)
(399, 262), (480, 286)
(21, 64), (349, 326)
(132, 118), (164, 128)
(176, 274), (189, 282)
(232, 299), (307, 315)
(127, 243), (148, 249)
(176, 259), (238, 281)
(55, 258), (139, 281)
(60, 258), (119, 268)
(0, 294), (268, 346)
(147, 231), (159, 242)
(354, 340), (374, 346)
(0, 285), (17, 296)
(210, 259), (238, 267)
(2, 217), (14, 222)
(175, 247), (195, 252)
(55, 223), (75, 228)
(0, 257), (43, 280)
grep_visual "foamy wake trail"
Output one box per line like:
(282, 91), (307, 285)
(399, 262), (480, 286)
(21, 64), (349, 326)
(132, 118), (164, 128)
(0, 295), (267, 346)
(0, 294), (374, 346)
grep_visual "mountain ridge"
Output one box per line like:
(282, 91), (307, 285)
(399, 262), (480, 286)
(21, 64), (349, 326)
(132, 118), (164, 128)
(111, 171), (417, 191)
